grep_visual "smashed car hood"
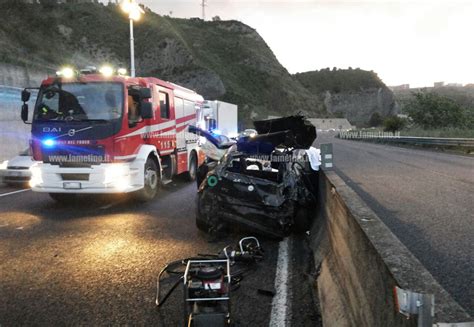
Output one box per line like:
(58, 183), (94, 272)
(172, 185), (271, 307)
(253, 115), (316, 149)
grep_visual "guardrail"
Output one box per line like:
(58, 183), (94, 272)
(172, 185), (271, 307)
(338, 133), (474, 148)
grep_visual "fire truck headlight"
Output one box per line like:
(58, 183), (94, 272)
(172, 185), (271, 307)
(99, 65), (114, 78)
(29, 164), (43, 188)
(104, 164), (130, 187)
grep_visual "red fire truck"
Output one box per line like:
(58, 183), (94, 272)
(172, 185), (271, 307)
(20, 66), (204, 202)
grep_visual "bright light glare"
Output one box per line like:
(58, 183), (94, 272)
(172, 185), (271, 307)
(121, 0), (144, 21)
(212, 129), (222, 135)
(99, 65), (114, 77)
(120, 0), (132, 13)
(104, 164), (130, 187)
(57, 67), (75, 79)
(42, 139), (55, 148)
(29, 164), (43, 188)
(0, 160), (8, 170)
(117, 68), (127, 76)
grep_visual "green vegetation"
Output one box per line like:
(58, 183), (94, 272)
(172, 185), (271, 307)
(294, 67), (386, 94)
(383, 115), (406, 133)
(405, 92), (474, 129)
(0, 0), (325, 125)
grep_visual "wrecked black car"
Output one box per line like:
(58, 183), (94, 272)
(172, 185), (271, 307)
(191, 115), (320, 238)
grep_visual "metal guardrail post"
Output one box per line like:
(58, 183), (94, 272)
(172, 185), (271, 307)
(320, 143), (333, 170)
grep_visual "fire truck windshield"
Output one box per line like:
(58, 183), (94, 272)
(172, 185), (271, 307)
(34, 82), (123, 122)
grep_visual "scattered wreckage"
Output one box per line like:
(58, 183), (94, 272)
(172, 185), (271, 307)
(189, 115), (320, 238)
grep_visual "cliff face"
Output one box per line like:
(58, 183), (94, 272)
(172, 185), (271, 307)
(294, 68), (397, 125)
(0, 1), (325, 125)
(0, 64), (49, 88)
(323, 88), (397, 126)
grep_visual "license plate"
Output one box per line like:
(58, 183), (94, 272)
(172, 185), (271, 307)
(8, 171), (22, 177)
(63, 182), (82, 189)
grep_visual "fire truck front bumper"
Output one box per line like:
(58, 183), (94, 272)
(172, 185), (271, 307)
(29, 162), (143, 194)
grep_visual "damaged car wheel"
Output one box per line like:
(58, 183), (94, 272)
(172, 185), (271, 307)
(195, 195), (211, 232)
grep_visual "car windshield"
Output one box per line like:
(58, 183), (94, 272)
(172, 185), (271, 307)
(34, 82), (123, 121)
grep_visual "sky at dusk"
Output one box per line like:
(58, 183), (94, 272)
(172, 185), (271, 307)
(111, 0), (474, 87)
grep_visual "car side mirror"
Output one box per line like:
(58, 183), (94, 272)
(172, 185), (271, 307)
(139, 87), (152, 99)
(22, 89), (31, 102)
(141, 102), (153, 119)
(21, 104), (29, 122)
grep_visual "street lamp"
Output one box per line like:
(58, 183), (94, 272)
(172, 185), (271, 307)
(121, 0), (144, 78)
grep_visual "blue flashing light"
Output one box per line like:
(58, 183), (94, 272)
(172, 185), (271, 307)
(42, 139), (56, 148)
(212, 129), (222, 135)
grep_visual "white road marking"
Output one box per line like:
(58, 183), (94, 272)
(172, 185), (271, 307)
(269, 237), (291, 327)
(0, 189), (30, 198)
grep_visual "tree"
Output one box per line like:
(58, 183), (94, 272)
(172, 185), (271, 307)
(405, 92), (466, 129)
(368, 112), (383, 127)
(383, 116), (406, 132)
(212, 15), (221, 21)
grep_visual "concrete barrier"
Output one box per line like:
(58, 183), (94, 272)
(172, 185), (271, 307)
(311, 170), (472, 326)
(0, 89), (34, 161)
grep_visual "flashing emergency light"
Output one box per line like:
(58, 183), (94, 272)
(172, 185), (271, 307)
(42, 139), (56, 148)
(212, 129), (222, 135)
(56, 67), (75, 79)
(99, 65), (114, 78)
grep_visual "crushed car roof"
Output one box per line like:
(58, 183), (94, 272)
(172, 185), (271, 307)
(237, 115), (317, 154)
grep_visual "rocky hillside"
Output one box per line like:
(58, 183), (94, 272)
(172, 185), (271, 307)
(294, 68), (397, 126)
(0, 1), (325, 125)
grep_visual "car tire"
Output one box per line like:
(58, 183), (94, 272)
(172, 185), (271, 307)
(135, 157), (159, 202)
(49, 193), (77, 204)
(195, 195), (211, 232)
(184, 152), (197, 182)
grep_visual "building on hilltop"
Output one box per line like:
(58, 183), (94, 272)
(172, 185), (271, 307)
(389, 84), (410, 91)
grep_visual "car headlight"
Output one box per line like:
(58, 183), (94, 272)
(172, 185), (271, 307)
(0, 161), (8, 170)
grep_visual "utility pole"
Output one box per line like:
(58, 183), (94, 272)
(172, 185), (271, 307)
(201, 0), (207, 20)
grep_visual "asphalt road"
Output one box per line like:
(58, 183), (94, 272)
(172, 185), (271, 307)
(0, 180), (319, 326)
(316, 133), (474, 316)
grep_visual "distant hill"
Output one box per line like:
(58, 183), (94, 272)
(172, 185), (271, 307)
(294, 68), (386, 94)
(294, 68), (397, 126)
(0, 0), (325, 126)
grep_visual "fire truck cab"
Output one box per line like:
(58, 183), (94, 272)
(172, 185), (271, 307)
(21, 67), (204, 202)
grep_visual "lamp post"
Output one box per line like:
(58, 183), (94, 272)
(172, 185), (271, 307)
(121, 0), (144, 78)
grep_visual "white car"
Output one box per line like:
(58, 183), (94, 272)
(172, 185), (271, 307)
(0, 149), (36, 186)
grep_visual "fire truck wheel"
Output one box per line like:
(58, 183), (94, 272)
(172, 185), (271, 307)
(184, 152), (198, 182)
(49, 193), (77, 204)
(136, 158), (159, 202)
